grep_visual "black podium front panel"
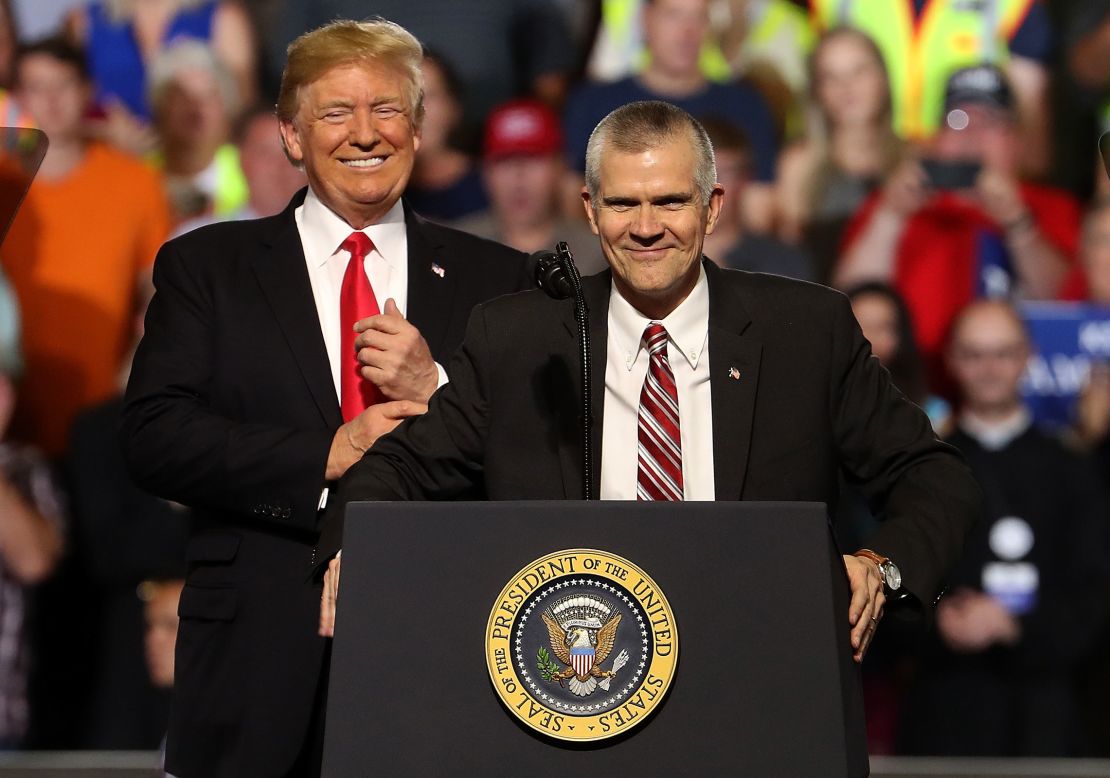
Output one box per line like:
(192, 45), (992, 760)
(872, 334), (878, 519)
(323, 501), (867, 776)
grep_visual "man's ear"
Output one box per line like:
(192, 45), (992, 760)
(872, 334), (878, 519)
(703, 183), (725, 236)
(278, 118), (304, 166)
(582, 187), (599, 235)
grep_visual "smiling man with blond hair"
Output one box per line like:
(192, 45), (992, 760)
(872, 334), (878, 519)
(121, 17), (528, 778)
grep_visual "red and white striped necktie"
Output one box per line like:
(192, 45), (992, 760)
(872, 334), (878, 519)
(637, 322), (684, 501)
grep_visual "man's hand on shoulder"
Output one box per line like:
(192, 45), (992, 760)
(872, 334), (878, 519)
(354, 298), (439, 403)
(324, 400), (428, 481)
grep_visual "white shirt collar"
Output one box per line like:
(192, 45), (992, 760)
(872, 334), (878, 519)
(299, 187), (407, 269)
(958, 407), (1032, 451)
(608, 265), (709, 371)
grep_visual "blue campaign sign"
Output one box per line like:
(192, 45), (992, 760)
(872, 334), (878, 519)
(1019, 302), (1110, 429)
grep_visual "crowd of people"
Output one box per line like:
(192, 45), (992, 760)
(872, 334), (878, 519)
(0, 0), (1107, 760)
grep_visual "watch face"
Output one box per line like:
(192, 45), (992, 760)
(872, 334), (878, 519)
(881, 561), (902, 591)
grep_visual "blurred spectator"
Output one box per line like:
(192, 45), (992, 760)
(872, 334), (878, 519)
(0, 275), (17, 382)
(1, 38), (170, 457)
(404, 52), (488, 223)
(10, 0), (82, 44)
(837, 65), (1081, 383)
(1075, 200), (1110, 455)
(0, 0), (32, 127)
(147, 39), (245, 224)
(172, 103), (305, 235)
(142, 578), (182, 690)
(700, 116), (813, 280)
(0, 0), (13, 88)
(453, 99), (604, 274)
(838, 281), (951, 578)
(899, 300), (1110, 756)
(848, 282), (951, 434)
(1081, 198), (1110, 309)
(717, 0), (814, 137)
(66, 309), (188, 748)
(140, 578), (182, 773)
(810, 0), (1055, 179)
(1058, 3), (1110, 201)
(588, 0), (814, 139)
(775, 27), (903, 283)
(563, 0), (779, 231)
(65, 0), (255, 155)
(1071, 202), (1110, 757)
(0, 282), (64, 751)
(270, 0), (575, 124)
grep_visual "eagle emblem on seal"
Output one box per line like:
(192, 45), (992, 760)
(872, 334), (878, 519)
(538, 595), (630, 697)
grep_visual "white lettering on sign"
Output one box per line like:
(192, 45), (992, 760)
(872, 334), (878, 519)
(1022, 354), (1092, 396)
(1079, 320), (1110, 356)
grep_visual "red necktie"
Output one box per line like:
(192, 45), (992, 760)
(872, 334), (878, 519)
(637, 323), (684, 501)
(339, 231), (382, 421)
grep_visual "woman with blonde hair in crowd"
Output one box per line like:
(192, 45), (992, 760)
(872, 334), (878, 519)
(65, 0), (254, 155)
(775, 26), (903, 282)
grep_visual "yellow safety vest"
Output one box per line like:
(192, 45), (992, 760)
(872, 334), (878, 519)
(147, 143), (248, 217)
(811, 0), (1033, 139)
(210, 144), (248, 217)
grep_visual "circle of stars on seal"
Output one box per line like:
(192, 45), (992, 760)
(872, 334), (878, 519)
(514, 577), (651, 715)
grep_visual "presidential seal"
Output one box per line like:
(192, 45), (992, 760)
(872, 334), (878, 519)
(485, 549), (678, 742)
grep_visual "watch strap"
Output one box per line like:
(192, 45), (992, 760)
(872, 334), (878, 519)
(853, 548), (889, 567)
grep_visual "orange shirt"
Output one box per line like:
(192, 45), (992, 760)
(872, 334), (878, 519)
(0, 142), (170, 455)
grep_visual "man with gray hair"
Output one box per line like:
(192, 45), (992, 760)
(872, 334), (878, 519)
(321, 101), (980, 682)
(121, 18), (529, 778)
(147, 39), (245, 222)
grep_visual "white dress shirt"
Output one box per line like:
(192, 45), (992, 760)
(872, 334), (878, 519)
(296, 189), (412, 400)
(600, 266), (715, 500)
(295, 189), (445, 509)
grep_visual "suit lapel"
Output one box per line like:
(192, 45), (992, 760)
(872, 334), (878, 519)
(556, 271), (611, 499)
(252, 190), (343, 429)
(403, 205), (458, 361)
(705, 261), (761, 500)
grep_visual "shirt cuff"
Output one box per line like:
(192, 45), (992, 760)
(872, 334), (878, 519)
(318, 487), (329, 512)
(435, 361), (449, 389)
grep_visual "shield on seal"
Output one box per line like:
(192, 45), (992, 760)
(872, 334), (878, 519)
(570, 646), (594, 677)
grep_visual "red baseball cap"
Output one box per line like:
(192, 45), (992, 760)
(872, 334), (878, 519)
(483, 99), (563, 160)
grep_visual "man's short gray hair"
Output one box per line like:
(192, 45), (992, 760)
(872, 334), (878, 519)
(584, 101), (716, 203)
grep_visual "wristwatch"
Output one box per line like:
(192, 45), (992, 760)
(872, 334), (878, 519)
(854, 549), (902, 596)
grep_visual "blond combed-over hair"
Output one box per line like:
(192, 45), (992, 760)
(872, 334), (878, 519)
(276, 18), (425, 127)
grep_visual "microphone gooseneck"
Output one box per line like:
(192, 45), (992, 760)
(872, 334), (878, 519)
(560, 242), (593, 500)
(530, 244), (593, 500)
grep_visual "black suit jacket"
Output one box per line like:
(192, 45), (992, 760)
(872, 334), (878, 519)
(120, 189), (529, 778)
(327, 261), (980, 610)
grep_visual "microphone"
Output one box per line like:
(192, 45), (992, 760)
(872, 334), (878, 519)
(530, 243), (594, 499)
(531, 250), (573, 300)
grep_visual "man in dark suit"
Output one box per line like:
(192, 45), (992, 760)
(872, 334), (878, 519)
(120, 19), (529, 778)
(319, 101), (981, 663)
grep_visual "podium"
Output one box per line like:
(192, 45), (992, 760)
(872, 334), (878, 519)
(323, 501), (868, 776)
